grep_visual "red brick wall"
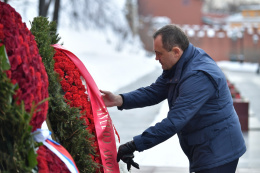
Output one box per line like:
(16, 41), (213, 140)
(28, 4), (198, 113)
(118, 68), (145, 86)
(137, 0), (260, 62)
(186, 28), (231, 61)
(140, 24), (260, 62)
(138, 0), (203, 25)
(183, 26), (260, 62)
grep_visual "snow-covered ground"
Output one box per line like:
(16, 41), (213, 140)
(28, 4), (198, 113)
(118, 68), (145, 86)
(6, 0), (260, 170)
(217, 61), (259, 73)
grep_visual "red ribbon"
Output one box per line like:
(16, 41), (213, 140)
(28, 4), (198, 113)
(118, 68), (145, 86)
(52, 44), (120, 173)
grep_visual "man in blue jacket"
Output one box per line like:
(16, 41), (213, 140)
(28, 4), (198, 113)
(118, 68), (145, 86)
(101, 24), (246, 173)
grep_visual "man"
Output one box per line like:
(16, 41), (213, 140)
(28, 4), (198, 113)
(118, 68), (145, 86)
(101, 24), (246, 173)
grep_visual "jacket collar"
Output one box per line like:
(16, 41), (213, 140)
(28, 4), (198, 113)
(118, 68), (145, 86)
(162, 43), (195, 83)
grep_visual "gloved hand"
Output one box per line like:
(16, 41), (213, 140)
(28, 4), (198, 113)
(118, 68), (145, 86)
(117, 140), (140, 171)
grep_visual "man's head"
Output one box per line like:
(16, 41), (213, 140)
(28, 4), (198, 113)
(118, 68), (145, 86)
(153, 24), (189, 70)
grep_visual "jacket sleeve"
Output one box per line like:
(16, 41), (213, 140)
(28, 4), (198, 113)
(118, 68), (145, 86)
(133, 71), (216, 152)
(118, 75), (168, 110)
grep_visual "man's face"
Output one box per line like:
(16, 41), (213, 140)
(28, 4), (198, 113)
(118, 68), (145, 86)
(153, 35), (181, 70)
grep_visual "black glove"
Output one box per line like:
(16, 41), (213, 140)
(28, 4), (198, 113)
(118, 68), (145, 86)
(117, 140), (140, 171)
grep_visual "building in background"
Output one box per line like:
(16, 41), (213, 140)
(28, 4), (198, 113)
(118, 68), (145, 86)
(138, 0), (203, 25)
(137, 0), (203, 53)
(226, 5), (260, 62)
(136, 0), (260, 62)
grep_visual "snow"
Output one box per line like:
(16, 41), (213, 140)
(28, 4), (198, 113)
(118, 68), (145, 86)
(58, 27), (159, 92)
(217, 61), (259, 72)
(6, 0), (260, 170)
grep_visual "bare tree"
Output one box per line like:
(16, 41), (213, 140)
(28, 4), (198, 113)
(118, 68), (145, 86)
(39, 0), (52, 17)
(37, 0), (60, 25)
(5, 0), (131, 48)
(53, 0), (60, 24)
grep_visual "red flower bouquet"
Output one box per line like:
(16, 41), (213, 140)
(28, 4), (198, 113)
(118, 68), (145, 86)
(0, 2), (73, 173)
(0, 2), (48, 131)
(53, 48), (103, 172)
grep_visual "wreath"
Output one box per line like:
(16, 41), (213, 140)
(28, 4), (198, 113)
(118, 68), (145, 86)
(1, 2), (122, 172)
(0, 2), (50, 172)
(0, 2), (75, 172)
(53, 48), (103, 170)
(30, 16), (99, 173)
(0, 1), (48, 132)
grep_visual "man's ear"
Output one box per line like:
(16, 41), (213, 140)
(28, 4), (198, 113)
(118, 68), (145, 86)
(172, 47), (183, 57)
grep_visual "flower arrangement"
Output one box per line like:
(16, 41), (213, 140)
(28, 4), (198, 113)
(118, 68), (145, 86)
(53, 48), (103, 171)
(30, 16), (99, 173)
(0, 2), (48, 171)
(0, 2), (49, 131)
(227, 79), (241, 99)
(0, 2), (79, 172)
(52, 44), (122, 173)
(1, 2), (120, 172)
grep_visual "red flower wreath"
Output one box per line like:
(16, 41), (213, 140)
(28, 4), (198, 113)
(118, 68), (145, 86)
(53, 48), (103, 172)
(0, 2), (71, 172)
(0, 2), (48, 131)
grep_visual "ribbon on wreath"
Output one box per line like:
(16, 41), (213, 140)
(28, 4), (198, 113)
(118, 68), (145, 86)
(52, 44), (120, 173)
(32, 129), (79, 173)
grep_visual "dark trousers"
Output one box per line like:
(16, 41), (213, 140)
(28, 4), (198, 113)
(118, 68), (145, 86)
(195, 159), (239, 173)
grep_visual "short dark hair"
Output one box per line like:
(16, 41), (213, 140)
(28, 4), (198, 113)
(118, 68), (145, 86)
(153, 24), (189, 51)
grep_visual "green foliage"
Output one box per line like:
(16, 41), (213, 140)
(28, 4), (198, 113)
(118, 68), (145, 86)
(0, 45), (38, 172)
(0, 45), (10, 70)
(30, 17), (60, 72)
(30, 16), (99, 173)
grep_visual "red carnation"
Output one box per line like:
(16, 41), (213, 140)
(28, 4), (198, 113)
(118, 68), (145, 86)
(74, 79), (83, 87)
(64, 64), (75, 71)
(60, 80), (71, 92)
(55, 68), (64, 78)
(64, 92), (72, 100)
(0, 24), (4, 39)
(65, 75), (74, 84)
(73, 100), (82, 108)
(73, 70), (80, 79)
(69, 86), (78, 93)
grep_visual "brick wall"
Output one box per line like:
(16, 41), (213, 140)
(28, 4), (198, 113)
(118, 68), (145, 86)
(138, 0), (203, 25)
(183, 25), (260, 62)
(137, 0), (260, 62)
(140, 24), (260, 62)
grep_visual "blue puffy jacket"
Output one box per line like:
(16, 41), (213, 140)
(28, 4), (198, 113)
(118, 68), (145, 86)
(119, 43), (246, 172)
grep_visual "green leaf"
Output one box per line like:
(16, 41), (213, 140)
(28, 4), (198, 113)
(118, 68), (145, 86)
(27, 148), (38, 168)
(13, 83), (19, 91)
(0, 45), (10, 70)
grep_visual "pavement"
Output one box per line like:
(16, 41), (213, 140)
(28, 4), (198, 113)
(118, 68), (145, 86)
(110, 68), (260, 173)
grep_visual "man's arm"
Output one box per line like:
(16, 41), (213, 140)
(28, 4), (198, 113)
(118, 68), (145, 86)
(118, 75), (168, 110)
(101, 75), (168, 109)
